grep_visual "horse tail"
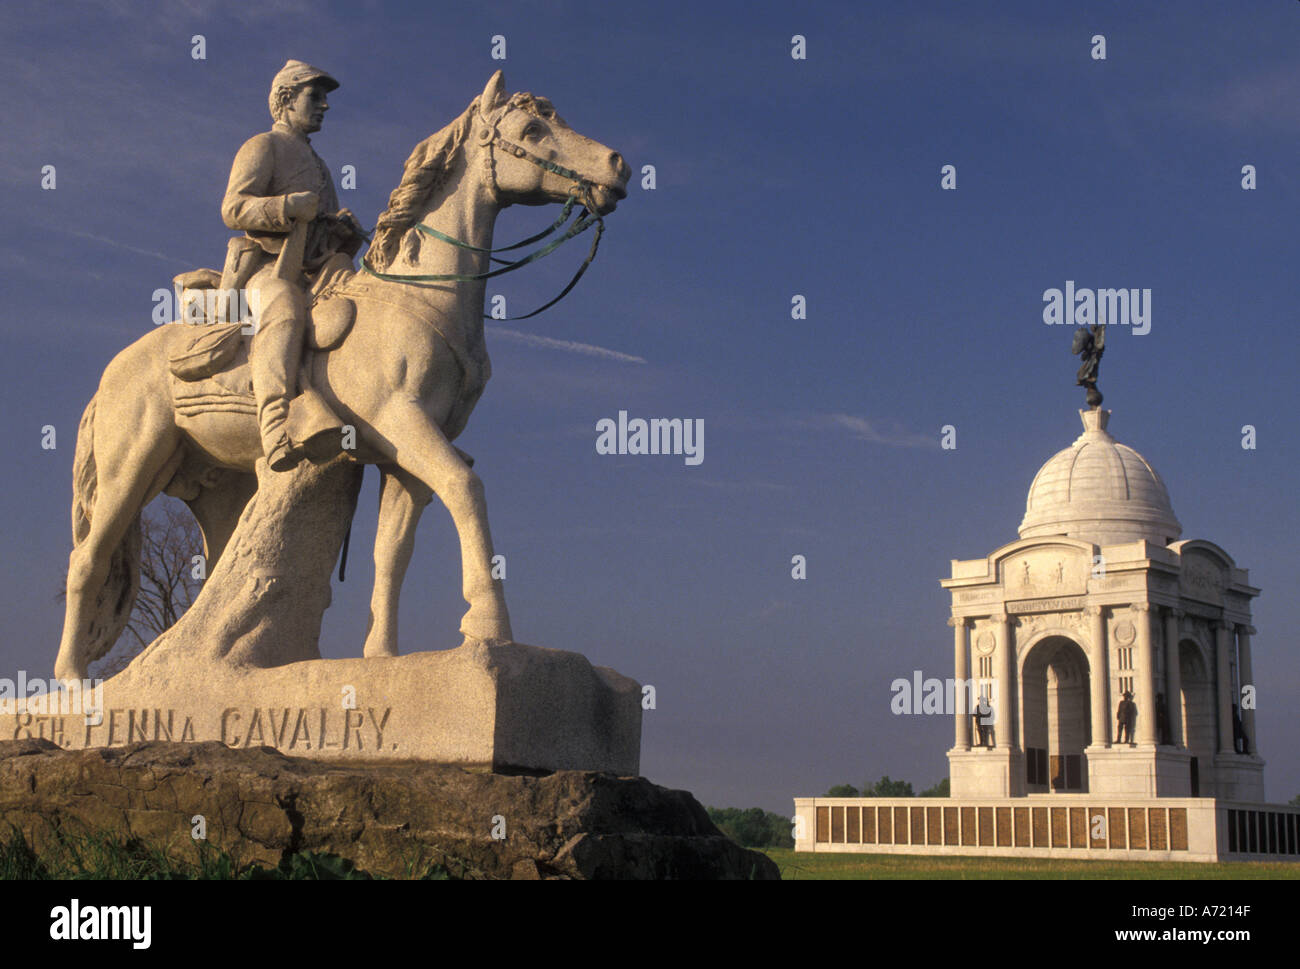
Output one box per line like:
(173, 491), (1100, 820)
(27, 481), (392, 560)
(69, 393), (142, 668)
(71, 395), (97, 545)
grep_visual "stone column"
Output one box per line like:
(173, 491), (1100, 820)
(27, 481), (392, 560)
(1237, 625), (1256, 756)
(1133, 604), (1157, 745)
(993, 613), (1013, 749)
(1164, 608), (1184, 748)
(1086, 605), (1109, 747)
(950, 616), (971, 750)
(1214, 620), (1234, 755)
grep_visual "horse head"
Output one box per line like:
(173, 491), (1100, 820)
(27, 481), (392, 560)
(473, 70), (629, 215)
(369, 71), (628, 274)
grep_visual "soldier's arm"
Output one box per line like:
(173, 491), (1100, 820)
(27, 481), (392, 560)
(221, 134), (292, 233)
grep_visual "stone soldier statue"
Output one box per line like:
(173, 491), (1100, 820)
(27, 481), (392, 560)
(1116, 690), (1137, 745)
(1232, 703), (1249, 754)
(973, 694), (994, 747)
(219, 59), (365, 471)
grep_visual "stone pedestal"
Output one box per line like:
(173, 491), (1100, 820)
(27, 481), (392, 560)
(1212, 754), (1266, 802)
(948, 746), (1025, 797)
(1086, 745), (1195, 797)
(5, 638), (642, 774)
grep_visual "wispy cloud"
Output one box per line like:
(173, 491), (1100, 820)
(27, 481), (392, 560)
(1178, 64), (1300, 133)
(59, 228), (193, 268)
(491, 327), (646, 364)
(794, 413), (936, 450)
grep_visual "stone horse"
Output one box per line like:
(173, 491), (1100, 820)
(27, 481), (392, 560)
(54, 71), (629, 684)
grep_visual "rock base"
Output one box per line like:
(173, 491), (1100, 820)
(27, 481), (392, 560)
(0, 740), (779, 880)
(5, 639), (642, 774)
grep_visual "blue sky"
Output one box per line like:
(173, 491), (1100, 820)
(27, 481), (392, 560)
(2, 0), (1297, 813)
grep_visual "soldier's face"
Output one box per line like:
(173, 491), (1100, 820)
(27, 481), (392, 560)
(286, 83), (329, 134)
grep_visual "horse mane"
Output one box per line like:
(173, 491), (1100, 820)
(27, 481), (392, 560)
(367, 92), (566, 272)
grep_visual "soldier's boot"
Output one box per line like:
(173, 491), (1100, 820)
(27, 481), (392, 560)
(250, 288), (306, 473)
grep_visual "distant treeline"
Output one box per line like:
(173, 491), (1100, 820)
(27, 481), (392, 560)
(706, 807), (795, 850)
(825, 775), (950, 798)
(707, 776), (953, 850)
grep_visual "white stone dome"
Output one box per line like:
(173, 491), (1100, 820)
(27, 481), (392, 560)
(1019, 409), (1181, 547)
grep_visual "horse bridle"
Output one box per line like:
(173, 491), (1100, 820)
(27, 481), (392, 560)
(361, 100), (608, 321)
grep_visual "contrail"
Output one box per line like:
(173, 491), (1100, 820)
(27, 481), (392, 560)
(492, 327), (646, 364)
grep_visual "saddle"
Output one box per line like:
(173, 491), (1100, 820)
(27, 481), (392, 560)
(167, 268), (357, 452)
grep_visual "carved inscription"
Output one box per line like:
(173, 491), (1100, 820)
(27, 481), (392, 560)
(1007, 596), (1085, 614)
(80, 709), (197, 746)
(9, 706), (399, 753)
(220, 707), (393, 751)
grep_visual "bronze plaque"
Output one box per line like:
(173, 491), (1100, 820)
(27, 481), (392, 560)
(846, 805), (861, 843)
(978, 807), (994, 846)
(1148, 809), (1168, 850)
(1089, 807), (1107, 848)
(863, 806), (877, 844)
(1069, 807), (1086, 848)
(996, 806), (1012, 846)
(910, 806), (925, 845)
(1175, 810), (1194, 854)
(895, 807), (910, 845)
(1014, 807), (1030, 847)
(879, 805), (892, 844)
(1108, 807), (1127, 849)
(831, 806), (845, 843)
(961, 806), (977, 846)
(944, 806), (958, 845)
(816, 806), (829, 843)
(927, 806), (942, 845)
(1032, 807), (1048, 847)
(1051, 807), (1068, 847)
(1128, 807), (1147, 849)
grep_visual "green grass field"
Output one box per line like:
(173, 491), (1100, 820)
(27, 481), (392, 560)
(763, 848), (1300, 880)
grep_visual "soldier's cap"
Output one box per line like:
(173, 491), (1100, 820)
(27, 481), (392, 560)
(270, 59), (339, 97)
(1123, 691), (1133, 699)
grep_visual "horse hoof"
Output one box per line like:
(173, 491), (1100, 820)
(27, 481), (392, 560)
(459, 620), (513, 644)
(362, 639), (398, 659)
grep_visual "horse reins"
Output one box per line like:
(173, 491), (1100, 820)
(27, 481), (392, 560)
(360, 104), (608, 321)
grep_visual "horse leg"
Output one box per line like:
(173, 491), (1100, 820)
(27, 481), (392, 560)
(185, 471), (257, 570)
(367, 399), (512, 643)
(55, 403), (182, 684)
(363, 465), (433, 658)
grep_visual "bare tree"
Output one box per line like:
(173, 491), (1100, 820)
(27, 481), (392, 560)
(59, 497), (204, 679)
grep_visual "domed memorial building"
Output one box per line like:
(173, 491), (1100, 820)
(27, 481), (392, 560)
(945, 406), (1261, 803)
(795, 387), (1297, 862)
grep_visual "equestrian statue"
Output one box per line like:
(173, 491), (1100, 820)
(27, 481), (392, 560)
(54, 66), (629, 684)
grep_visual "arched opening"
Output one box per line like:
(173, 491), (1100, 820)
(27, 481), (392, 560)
(1179, 639), (1215, 796)
(1022, 636), (1092, 792)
